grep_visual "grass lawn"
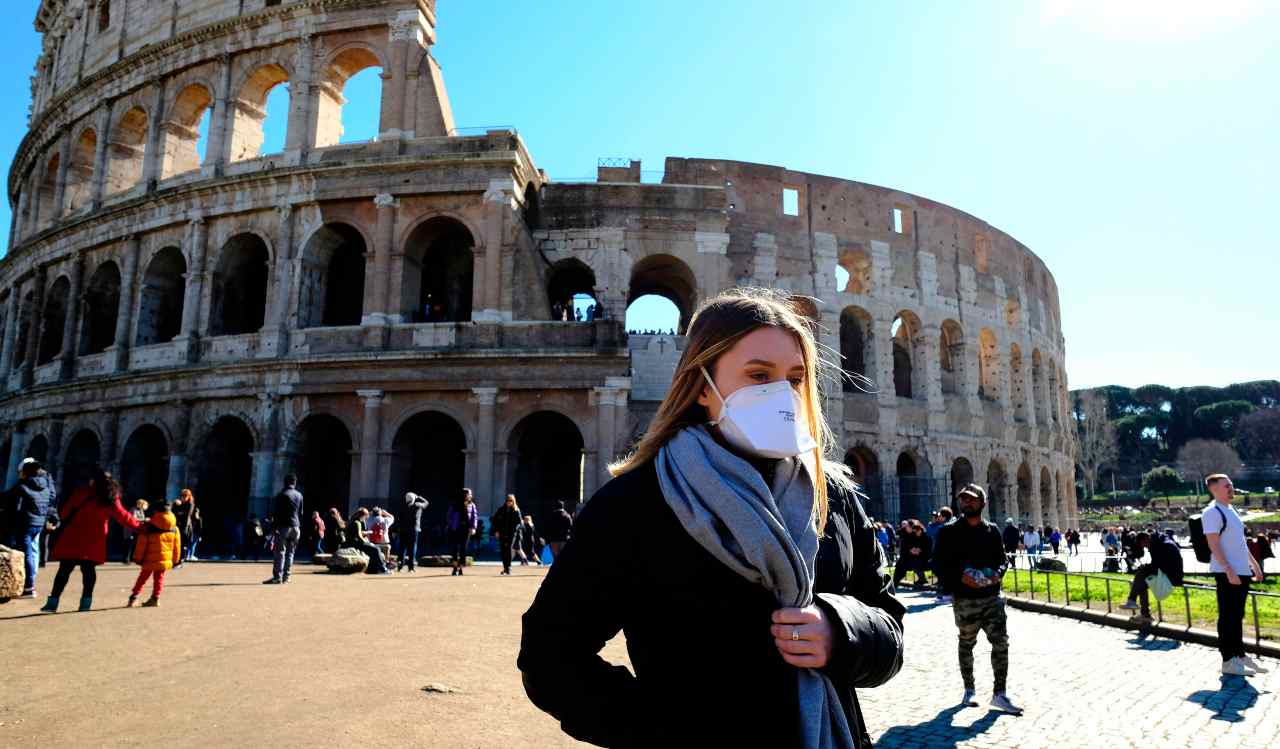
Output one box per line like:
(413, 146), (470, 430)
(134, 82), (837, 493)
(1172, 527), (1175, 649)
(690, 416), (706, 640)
(1001, 568), (1280, 642)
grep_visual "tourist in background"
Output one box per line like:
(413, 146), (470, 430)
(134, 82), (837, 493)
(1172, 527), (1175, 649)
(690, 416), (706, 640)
(175, 489), (201, 561)
(2, 458), (57, 599)
(1001, 518), (1021, 568)
(397, 493), (428, 572)
(128, 498), (181, 608)
(244, 514), (264, 561)
(1118, 531), (1184, 626)
(518, 514), (542, 565)
(446, 489), (478, 576)
(309, 510), (325, 558)
(342, 507), (390, 575)
(893, 519), (932, 588)
(543, 500), (574, 559)
(324, 508), (345, 554)
(264, 474), (303, 585)
(124, 499), (149, 565)
(1048, 527), (1061, 556)
(1021, 525), (1041, 569)
(491, 494), (522, 575)
(932, 484), (1022, 714)
(1203, 474), (1268, 676)
(41, 466), (142, 613)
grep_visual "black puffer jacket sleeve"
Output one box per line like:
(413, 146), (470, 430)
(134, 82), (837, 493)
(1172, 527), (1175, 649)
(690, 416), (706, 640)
(518, 488), (641, 748)
(815, 484), (906, 689)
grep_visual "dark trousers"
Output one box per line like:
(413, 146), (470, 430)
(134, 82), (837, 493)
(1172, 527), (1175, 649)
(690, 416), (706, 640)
(449, 532), (469, 566)
(499, 539), (516, 572)
(893, 558), (927, 587)
(49, 560), (97, 599)
(1127, 562), (1159, 615)
(397, 529), (420, 570)
(1214, 573), (1252, 661)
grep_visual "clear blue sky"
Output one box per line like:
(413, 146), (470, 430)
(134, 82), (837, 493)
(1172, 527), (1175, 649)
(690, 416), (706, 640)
(3, 1), (1276, 389)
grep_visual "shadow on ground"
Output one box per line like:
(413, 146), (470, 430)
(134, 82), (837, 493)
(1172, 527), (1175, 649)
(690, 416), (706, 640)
(1126, 633), (1182, 651)
(874, 704), (1009, 747)
(1187, 676), (1264, 722)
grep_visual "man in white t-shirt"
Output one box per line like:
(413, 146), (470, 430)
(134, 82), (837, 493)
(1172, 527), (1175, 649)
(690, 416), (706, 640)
(1202, 474), (1268, 676)
(1021, 526), (1041, 568)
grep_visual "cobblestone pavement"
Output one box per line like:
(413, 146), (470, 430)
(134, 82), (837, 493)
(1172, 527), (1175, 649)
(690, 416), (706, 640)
(862, 590), (1280, 749)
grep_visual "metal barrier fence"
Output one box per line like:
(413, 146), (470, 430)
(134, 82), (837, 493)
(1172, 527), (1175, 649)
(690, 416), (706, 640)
(1006, 567), (1280, 646)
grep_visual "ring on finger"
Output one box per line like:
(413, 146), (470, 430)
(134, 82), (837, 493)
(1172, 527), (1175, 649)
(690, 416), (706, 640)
(791, 625), (801, 641)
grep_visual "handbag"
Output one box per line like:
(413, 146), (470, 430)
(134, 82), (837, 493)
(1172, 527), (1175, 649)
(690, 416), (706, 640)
(1146, 570), (1174, 602)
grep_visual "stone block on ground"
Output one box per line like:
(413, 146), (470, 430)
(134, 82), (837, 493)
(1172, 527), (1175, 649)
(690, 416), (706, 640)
(1035, 556), (1068, 572)
(312, 553), (333, 566)
(419, 555), (470, 567)
(0, 544), (25, 602)
(327, 548), (369, 574)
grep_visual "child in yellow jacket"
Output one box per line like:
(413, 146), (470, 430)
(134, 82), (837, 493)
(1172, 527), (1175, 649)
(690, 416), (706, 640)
(128, 499), (182, 608)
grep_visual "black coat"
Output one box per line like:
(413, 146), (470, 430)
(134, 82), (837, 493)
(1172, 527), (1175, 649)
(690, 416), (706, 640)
(518, 461), (905, 748)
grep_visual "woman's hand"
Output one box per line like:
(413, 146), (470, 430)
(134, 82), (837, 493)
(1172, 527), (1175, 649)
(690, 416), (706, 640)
(771, 605), (835, 669)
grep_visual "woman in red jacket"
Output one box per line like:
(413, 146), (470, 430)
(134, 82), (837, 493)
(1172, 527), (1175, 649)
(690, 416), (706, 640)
(40, 466), (142, 613)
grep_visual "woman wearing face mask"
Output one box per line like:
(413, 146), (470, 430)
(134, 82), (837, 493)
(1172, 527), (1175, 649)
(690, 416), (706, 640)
(518, 288), (904, 748)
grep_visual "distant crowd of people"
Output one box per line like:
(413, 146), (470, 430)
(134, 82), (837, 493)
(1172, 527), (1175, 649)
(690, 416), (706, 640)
(550, 299), (605, 322)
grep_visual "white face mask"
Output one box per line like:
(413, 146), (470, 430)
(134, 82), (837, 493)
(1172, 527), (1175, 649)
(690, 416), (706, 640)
(700, 366), (818, 459)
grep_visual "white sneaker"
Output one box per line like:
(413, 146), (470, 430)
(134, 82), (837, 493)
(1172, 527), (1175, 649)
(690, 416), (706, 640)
(1240, 655), (1270, 674)
(1118, 600), (1138, 611)
(990, 693), (1023, 714)
(1222, 657), (1251, 676)
(961, 689), (977, 707)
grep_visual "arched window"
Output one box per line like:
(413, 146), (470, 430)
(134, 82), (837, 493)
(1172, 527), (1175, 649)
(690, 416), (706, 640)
(839, 306), (872, 388)
(1032, 349), (1046, 424)
(37, 276), (71, 365)
(298, 223), (367, 328)
(401, 218), (474, 323)
(136, 248), (187, 346)
(315, 48), (384, 147)
(939, 319), (964, 396)
(229, 64), (290, 162)
(837, 246), (872, 294)
(80, 261), (122, 355)
(36, 152), (59, 230)
(547, 259), (599, 322)
(210, 234), (270, 336)
(64, 129), (97, 215)
(104, 107), (148, 196)
(891, 311), (923, 399)
(160, 84), (213, 179)
(1010, 343), (1027, 421)
(978, 328), (999, 401)
(628, 254), (696, 334)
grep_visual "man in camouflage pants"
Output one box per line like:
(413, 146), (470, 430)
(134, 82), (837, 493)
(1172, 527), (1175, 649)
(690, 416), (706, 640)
(933, 484), (1023, 714)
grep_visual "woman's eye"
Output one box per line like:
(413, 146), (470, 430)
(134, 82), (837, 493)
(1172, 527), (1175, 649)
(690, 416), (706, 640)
(789, 378), (804, 388)
(749, 372), (769, 381)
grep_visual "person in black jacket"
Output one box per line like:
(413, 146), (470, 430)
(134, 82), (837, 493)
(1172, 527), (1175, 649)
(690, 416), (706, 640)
(518, 289), (904, 748)
(263, 474), (303, 585)
(1, 458), (57, 598)
(1118, 531), (1185, 624)
(397, 492), (429, 572)
(893, 520), (931, 589)
(491, 494), (523, 575)
(932, 484), (1022, 714)
(542, 500), (573, 558)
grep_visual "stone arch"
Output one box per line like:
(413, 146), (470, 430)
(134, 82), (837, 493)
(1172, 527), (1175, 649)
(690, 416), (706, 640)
(160, 83), (214, 179)
(11, 290), (36, 375)
(628, 253), (697, 334)
(1010, 343), (1028, 421)
(839, 305), (873, 386)
(986, 458), (1009, 522)
(288, 413), (355, 519)
(939, 319), (964, 396)
(61, 428), (101, 495)
(193, 415), (256, 545)
(135, 247), (187, 346)
(507, 410), (586, 523)
(37, 275), (71, 365)
(1058, 468), (1074, 527)
(209, 233), (271, 336)
(389, 410), (467, 542)
(80, 260), (122, 355)
(950, 457), (975, 508)
(315, 45), (385, 147)
(64, 127), (97, 214)
(1047, 358), (1060, 425)
(978, 328), (999, 401)
(297, 222), (368, 328)
(896, 448), (933, 522)
(547, 258), (599, 321)
(36, 151), (59, 230)
(400, 216), (475, 323)
(119, 424), (169, 507)
(1032, 349), (1046, 424)
(837, 245), (871, 294)
(522, 182), (541, 230)
(844, 444), (881, 518)
(1040, 465), (1054, 527)
(26, 433), (50, 464)
(1016, 461), (1034, 524)
(891, 310), (924, 399)
(229, 63), (291, 162)
(104, 106), (148, 196)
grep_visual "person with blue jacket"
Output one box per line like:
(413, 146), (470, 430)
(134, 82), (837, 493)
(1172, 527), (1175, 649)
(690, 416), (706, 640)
(2, 458), (57, 599)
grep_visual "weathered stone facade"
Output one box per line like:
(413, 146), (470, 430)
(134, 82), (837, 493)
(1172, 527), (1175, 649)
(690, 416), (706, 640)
(2, 0), (1074, 546)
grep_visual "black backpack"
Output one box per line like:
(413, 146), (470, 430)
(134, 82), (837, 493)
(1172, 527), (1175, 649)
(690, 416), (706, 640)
(1188, 506), (1226, 563)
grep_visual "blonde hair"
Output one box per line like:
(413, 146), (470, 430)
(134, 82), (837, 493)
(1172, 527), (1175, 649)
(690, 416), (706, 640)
(609, 288), (852, 533)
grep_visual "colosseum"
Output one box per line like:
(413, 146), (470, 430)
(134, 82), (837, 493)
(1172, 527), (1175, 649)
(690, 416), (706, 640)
(1, 0), (1075, 554)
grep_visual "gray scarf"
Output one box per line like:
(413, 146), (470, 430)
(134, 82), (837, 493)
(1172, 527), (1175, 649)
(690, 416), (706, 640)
(656, 425), (854, 749)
